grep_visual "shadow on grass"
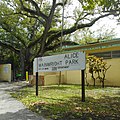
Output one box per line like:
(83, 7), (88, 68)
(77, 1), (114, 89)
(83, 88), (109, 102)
(42, 85), (79, 91)
(85, 85), (104, 90)
(30, 95), (120, 120)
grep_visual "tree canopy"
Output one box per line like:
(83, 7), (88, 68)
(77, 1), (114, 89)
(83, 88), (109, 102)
(0, 0), (119, 78)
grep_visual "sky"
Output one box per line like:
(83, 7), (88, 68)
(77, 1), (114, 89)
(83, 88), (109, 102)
(90, 17), (120, 38)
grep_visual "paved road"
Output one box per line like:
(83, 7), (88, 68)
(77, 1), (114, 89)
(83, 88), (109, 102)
(0, 82), (46, 120)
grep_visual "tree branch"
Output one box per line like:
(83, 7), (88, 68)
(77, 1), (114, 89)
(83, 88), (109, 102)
(19, 0), (48, 21)
(0, 21), (27, 47)
(16, 11), (46, 26)
(48, 13), (113, 41)
(55, 0), (68, 8)
(45, 13), (113, 48)
(37, 0), (57, 56)
(45, 41), (79, 52)
(28, 35), (43, 48)
(0, 41), (20, 54)
(48, 0), (56, 28)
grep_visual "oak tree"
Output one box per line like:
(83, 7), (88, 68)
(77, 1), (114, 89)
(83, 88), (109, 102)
(0, 0), (119, 79)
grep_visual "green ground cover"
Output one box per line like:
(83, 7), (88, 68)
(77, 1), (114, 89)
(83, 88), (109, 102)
(10, 85), (120, 120)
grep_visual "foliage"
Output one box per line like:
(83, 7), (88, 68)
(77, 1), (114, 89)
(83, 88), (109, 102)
(10, 85), (120, 120)
(74, 26), (116, 45)
(79, 0), (120, 12)
(87, 55), (111, 87)
(0, 0), (119, 79)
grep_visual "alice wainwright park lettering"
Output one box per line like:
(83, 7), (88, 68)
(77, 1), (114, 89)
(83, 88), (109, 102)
(33, 52), (85, 72)
(64, 52), (79, 65)
(39, 61), (62, 67)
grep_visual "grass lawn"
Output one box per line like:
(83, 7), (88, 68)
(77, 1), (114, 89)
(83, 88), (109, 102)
(10, 85), (120, 120)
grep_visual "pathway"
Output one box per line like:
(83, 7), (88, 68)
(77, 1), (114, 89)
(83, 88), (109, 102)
(0, 82), (46, 120)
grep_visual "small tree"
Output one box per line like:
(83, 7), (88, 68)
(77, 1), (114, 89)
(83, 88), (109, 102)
(87, 55), (111, 87)
(87, 55), (97, 86)
(96, 59), (111, 88)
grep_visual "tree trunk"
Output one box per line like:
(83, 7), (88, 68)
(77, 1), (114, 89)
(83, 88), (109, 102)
(21, 57), (25, 80)
(102, 80), (104, 88)
(20, 50), (25, 80)
(92, 73), (96, 86)
(93, 79), (96, 87)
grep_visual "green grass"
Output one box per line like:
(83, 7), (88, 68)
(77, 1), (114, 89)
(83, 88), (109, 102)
(10, 85), (120, 120)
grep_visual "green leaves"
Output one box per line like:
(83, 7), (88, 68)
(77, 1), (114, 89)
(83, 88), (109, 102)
(79, 0), (120, 12)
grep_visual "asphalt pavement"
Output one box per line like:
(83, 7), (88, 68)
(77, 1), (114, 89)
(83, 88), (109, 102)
(0, 81), (46, 120)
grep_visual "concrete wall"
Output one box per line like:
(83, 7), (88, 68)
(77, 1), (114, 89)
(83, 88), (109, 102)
(65, 58), (120, 86)
(0, 64), (11, 82)
(44, 75), (65, 85)
(32, 58), (120, 87)
(31, 72), (64, 86)
(105, 58), (120, 86)
(65, 70), (81, 84)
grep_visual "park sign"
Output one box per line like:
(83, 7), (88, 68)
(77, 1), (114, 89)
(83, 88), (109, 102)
(34, 52), (86, 102)
(33, 52), (86, 72)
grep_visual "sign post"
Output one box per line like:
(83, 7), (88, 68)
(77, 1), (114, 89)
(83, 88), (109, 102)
(81, 70), (85, 102)
(36, 58), (38, 96)
(33, 52), (86, 101)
